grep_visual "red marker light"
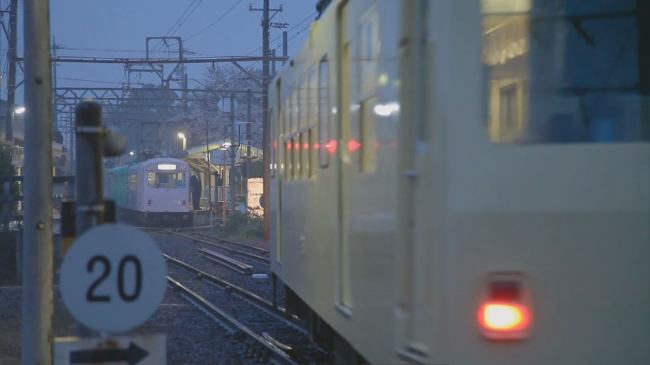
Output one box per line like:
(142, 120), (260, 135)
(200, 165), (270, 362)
(348, 139), (361, 152)
(304, 142), (309, 149)
(326, 140), (337, 154)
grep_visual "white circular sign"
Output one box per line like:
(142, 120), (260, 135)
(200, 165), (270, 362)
(60, 224), (167, 333)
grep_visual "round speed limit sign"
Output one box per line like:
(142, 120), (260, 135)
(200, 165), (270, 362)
(59, 224), (167, 333)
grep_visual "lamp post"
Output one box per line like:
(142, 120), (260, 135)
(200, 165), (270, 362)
(178, 132), (186, 151)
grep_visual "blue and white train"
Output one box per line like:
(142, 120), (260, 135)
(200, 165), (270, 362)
(107, 157), (192, 227)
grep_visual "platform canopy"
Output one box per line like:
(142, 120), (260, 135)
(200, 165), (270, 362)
(171, 138), (263, 173)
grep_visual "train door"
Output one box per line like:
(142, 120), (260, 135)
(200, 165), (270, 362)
(396, 0), (439, 362)
(335, 0), (352, 310)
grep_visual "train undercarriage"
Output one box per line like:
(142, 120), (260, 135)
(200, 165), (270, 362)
(116, 206), (193, 228)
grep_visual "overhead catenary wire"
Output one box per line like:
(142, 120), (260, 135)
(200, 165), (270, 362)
(185, 0), (243, 41)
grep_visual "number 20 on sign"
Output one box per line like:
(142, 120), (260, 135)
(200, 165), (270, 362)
(59, 224), (167, 333)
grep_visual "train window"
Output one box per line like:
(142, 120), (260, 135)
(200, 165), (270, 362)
(293, 137), (301, 180)
(270, 109), (276, 178)
(319, 56), (330, 168)
(482, 0), (650, 143)
(360, 96), (378, 172)
(284, 142), (291, 181)
(299, 75), (308, 129)
(292, 84), (299, 134)
(148, 172), (186, 189)
(359, 6), (379, 97)
(308, 66), (317, 126)
(129, 174), (137, 190)
(301, 133), (310, 179)
(283, 96), (291, 136)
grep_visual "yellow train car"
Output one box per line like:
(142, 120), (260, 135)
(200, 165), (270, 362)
(269, 0), (650, 363)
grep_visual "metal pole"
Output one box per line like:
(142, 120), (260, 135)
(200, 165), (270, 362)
(262, 0), (271, 241)
(74, 101), (104, 337)
(229, 95), (237, 213)
(22, 0), (53, 362)
(5, 0), (18, 142)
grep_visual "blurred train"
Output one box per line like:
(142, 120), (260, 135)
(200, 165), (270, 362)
(107, 157), (192, 227)
(269, 0), (649, 364)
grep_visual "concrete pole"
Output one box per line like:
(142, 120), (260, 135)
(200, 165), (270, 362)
(245, 89), (252, 210)
(21, 0), (54, 363)
(5, 0), (18, 142)
(205, 116), (213, 221)
(229, 95), (237, 213)
(262, 0), (271, 241)
(282, 31), (288, 66)
(74, 101), (104, 337)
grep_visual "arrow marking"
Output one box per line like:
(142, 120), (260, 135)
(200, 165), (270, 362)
(70, 342), (149, 365)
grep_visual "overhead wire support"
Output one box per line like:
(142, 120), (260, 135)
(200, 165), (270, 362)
(15, 55), (288, 64)
(250, 0), (282, 241)
(5, 0), (17, 142)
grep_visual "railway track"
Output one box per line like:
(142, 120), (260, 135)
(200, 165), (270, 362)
(188, 231), (270, 254)
(198, 248), (255, 275)
(166, 277), (298, 365)
(164, 229), (270, 264)
(166, 257), (329, 364)
(163, 253), (303, 332)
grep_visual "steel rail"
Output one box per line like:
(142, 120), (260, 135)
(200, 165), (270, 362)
(198, 248), (254, 275)
(166, 277), (298, 365)
(190, 231), (270, 254)
(165, 230), (270, 264)
(163, 253), (306, 333)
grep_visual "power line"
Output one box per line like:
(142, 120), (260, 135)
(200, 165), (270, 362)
(58, 46), (147, 54)
(185, 0), (243, 41)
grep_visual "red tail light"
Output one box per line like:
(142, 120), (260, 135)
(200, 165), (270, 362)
(479, 303), (530, 331)
(478, 273), (532, 340)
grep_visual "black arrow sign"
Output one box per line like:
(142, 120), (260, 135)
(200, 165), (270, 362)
(70, 342), (149, 365)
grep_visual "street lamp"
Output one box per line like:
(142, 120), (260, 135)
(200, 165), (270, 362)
(129, 151), (135, 156)
(15, 106), (25, 114)
(178, 133), (186, 151)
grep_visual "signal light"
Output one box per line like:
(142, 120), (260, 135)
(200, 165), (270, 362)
(478, 273), (532, 340)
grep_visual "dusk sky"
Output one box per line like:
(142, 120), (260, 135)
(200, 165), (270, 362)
(4, 0), (318, 105)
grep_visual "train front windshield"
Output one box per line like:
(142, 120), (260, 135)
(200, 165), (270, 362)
(147, 172), (187, 189)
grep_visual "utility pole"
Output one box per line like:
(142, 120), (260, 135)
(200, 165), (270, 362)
(639, 0), (650, 141)
(229, 94), (237, 214)
(283, 31), (288, 66)
(250, 0), (282, 241)
(271, 49), (276, 75)
(5, 0), (17, 142)
(245, 89), (252, 210)
(22, 0), (53, 363)
(205, 115), (213, 224)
